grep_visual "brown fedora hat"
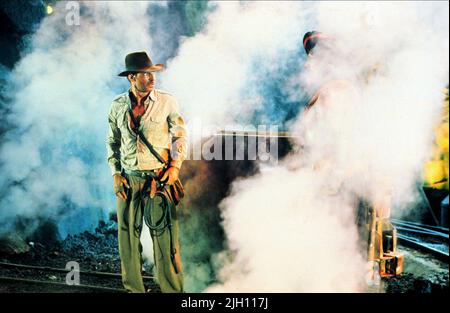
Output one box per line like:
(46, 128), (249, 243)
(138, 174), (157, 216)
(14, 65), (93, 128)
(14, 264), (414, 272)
(118, 51), (164, 76)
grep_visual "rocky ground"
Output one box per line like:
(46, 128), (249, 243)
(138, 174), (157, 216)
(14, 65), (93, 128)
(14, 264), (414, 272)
(0, 218), (160, 292)
(2, 219), (122, 273)
(0, 218), (448, 293)
(382, 246), (448, 293)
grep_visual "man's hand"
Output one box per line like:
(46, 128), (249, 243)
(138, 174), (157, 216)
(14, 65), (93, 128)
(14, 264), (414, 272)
(160, 167), (179, 185)
(113, 174), (129, 200)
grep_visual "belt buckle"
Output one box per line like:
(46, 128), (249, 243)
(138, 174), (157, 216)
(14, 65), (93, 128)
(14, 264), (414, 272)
(141, 171), (154, 178)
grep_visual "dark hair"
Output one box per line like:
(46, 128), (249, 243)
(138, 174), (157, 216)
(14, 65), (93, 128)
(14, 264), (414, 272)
(303, 31), (326, 55)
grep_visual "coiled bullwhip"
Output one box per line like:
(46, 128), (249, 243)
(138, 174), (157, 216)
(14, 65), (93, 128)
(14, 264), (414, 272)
(142, 179), (180, 274)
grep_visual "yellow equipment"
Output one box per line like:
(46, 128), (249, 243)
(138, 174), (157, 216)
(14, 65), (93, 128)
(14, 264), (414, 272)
(424, 88), (449, 191)
(366, 208), (404, 278)
(358, 197), (404, 280)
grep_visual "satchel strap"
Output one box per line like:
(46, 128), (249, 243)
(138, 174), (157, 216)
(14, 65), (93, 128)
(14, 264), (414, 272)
(128, 106), (169, 166)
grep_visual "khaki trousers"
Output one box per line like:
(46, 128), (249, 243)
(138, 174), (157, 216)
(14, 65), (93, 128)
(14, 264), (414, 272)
(117, 175), (184, 293)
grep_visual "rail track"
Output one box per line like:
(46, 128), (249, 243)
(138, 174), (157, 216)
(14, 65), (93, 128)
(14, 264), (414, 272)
(0, 261), (158, 293)
(392, 219), (449, 261)
(0, 276), (126, 293)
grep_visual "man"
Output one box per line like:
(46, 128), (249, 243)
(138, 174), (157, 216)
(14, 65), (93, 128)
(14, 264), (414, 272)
(107, 51), (187, 293)
(300, 31), (358, 173)
(300, 31), (403, 280)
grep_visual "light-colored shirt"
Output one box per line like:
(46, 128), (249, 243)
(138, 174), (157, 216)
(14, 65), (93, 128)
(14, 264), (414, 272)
(106, 89), (187, 176)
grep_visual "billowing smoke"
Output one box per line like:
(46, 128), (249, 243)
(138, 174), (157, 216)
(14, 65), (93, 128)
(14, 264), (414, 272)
(161, 1), (312, 127)
(0, 1), (167, 239)
(159, 1), (315, 292)
(203, 1), (449, 292)
(297, 1), (449, 216)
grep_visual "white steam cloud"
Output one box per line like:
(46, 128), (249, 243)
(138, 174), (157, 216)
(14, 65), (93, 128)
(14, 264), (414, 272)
(202, 1), (449, 292)
(161, 1), (310, 126)
(0, 1), (160, 237)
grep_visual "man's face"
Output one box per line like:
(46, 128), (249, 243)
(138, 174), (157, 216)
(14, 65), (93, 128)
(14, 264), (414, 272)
(131, 72), (156, 93)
